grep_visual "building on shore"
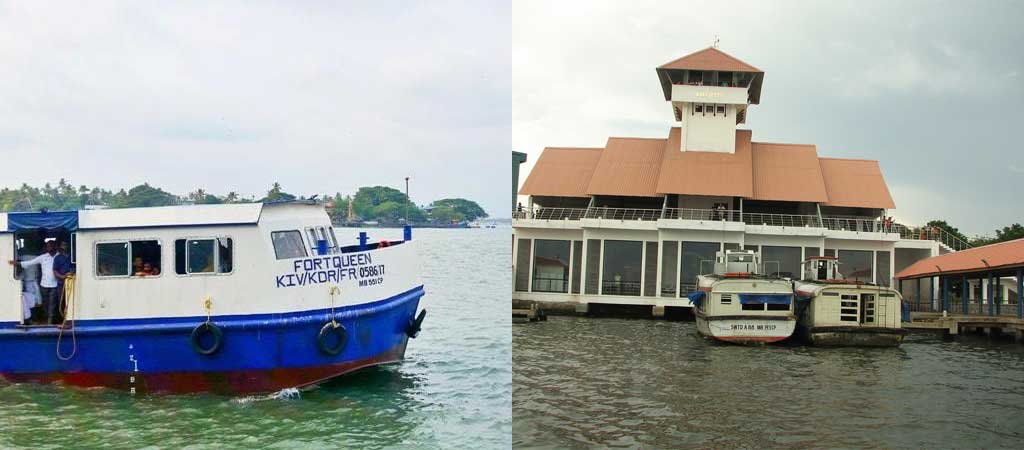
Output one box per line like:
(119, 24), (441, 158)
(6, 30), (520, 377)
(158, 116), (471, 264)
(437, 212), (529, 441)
(512, 47), (969, 315)
(513, 152), (527, 211)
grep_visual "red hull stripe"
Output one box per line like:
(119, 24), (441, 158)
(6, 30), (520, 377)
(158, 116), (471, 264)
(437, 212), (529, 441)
(1, 342), (408, 395)
(714, 335), (788, 344)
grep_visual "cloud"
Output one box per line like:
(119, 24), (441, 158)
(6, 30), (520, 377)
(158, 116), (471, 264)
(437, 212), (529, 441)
(0, 1), (511, 216)
(513, 0), (1024, 232)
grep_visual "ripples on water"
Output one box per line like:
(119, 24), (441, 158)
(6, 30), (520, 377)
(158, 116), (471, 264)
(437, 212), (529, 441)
(0, 229), (512, 450)
(514, 317), (1024, 449)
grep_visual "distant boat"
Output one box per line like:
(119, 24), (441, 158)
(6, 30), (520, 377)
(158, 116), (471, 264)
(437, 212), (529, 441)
(0, 201), (427, 395)
(793, 257), (905, 347)
(691, 250), (796, 345)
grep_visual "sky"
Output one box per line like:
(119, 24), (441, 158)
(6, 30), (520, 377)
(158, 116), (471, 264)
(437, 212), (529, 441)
(513, 0), (1024, 237)
(0, 1), (511, 216)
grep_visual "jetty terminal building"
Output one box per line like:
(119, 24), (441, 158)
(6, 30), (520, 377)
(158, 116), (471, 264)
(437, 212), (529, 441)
(512, 47), (970, 315)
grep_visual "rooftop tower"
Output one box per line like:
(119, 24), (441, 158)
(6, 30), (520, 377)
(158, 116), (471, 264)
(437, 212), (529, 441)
(655, 47), (764, 153)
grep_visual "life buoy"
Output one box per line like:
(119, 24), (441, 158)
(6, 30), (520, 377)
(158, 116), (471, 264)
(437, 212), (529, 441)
(378, 240), (391, 248)
(190, 323), (223, 356)
(317, 322), (348, 356)
(406, 309), (427, 338)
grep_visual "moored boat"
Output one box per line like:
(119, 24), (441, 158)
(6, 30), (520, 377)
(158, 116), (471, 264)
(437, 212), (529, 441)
(793, 256), (904, 347)
(0, 200), (427, 395)
(690, 250), (796, 345)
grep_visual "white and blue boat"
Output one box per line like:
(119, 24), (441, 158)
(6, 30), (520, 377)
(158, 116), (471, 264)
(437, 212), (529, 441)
(0, 200), (426, 395)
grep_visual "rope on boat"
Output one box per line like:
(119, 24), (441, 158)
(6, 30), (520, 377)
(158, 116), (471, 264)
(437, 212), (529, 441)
(56, 274), (77, 361)
(328, 286), (340, 326)
(204, 296), (213, 324)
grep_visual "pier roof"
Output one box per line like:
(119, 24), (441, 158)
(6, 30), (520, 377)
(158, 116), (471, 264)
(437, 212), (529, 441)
(522, 128), (895, 208)
(896, 238), (1024, 279)
(518, 147), (603, 198)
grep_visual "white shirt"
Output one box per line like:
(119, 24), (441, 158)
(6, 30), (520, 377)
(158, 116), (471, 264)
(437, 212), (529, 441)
(20, 253), (57, 288)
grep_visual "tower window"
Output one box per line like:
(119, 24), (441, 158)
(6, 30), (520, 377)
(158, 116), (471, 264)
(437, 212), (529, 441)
(694, 104), (703, 114)
(717, 105), (726, 116)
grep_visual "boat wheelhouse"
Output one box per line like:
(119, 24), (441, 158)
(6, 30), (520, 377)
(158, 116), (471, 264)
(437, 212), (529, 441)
(794, 256), (905, 347)
(0, 201), (426, 395)
(690, 250), (796, 344)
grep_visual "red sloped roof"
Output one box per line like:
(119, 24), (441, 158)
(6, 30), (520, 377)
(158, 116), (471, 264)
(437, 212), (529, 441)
(518, 147), (603, 198)
(896, 238), (1024, 279)
(655, 128), (754, 197)
(750, 142), (829, 203)
(818, 158), (896, 209)
(659, 47), (761, 72)
(586, 137), (665, 197)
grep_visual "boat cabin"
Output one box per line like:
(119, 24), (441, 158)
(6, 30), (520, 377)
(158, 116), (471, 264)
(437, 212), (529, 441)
(803, 256), (841, 281)
(0, 202), (411, 327)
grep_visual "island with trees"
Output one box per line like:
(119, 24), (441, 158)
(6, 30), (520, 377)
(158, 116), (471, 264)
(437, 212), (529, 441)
(0, 180), (489, 228)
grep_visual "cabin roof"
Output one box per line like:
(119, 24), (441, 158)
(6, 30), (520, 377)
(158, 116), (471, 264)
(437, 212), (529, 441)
(0, 203), (304, 232)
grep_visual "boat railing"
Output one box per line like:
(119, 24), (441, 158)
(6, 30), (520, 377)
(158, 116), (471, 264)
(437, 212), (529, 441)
(584, 207), (661, 221)
(743, 212), (822, 228)
(663, 208), (741, 222)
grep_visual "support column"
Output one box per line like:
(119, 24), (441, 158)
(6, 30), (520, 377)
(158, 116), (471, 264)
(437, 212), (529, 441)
(1017, 268), (1023, 320)
(916, 277), (921, 312)
(988, 273), (995, 316)
(962, 274), (969, 315)
(942, 276), (949, 313)
(996, 276), (1002, 315)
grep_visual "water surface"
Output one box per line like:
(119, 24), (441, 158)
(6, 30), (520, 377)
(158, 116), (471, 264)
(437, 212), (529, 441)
(0, 228), (512, 450)
(514, 316), (1024, 449)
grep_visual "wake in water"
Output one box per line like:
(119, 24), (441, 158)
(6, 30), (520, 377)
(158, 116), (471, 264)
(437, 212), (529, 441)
(233, 387), (302, 405)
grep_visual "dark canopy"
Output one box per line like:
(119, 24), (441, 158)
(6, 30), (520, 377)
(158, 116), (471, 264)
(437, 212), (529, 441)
(7, 210), (79, 232)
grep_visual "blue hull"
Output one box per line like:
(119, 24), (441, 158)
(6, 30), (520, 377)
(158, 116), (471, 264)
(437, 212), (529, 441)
(0, 286), (425, 394)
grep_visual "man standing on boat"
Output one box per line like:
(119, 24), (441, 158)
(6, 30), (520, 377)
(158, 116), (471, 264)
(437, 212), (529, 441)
(53, 241), (73, 322)
(8, 240), (60, 325)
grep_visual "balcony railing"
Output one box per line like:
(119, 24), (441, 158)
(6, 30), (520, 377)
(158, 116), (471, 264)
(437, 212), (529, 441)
(584, 207), (661, 221)
(891, 223), (971, 251)
(743, 213), (822, 228)
(663, 208), (740, 221)
(513, 207), (587, 221)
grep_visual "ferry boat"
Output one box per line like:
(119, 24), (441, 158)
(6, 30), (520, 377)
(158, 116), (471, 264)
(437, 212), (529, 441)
(689, 250), (796, 344)
(0, 201), (427, 395)
(793, 257), (905, 347)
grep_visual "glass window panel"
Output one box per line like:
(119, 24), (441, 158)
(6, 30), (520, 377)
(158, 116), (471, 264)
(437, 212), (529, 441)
(838, 250), (873, 282)
(175, 240), (187, 275)
(680, 242), (719, 294)
(585, 239), (601, 295)
(96, 242), (129, 277)
(515, 238), (531, 292)
(571, 241), (583, 294)
(661, 241), (678, 297)
(644, 242), (657, 297)
(761, 246), (801, 279)
(825, 249), (836, 257)
(130, 240), (161, 277)
(602, 240), (642, 296)
(723, 242), (740, 251)
(805, 247), (820, 258)
(188, 239), (216, 274)
(875, 251), (891, 286)
(272, 231), (307, 260)
(532, 240), (570, 293)
(218, 238), (233, 273)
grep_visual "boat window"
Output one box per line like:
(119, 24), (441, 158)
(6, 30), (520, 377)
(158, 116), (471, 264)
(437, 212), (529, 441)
(306, 228), (319, 253)
(96, 242), (130, 277)
(318, 226), (336, 251)
(130, 240), (162, 277)
(741, 303), (765, 311)
(271, 230), (307, 260)
(174, 238), (233, 275)
(328, 227), (339, 248)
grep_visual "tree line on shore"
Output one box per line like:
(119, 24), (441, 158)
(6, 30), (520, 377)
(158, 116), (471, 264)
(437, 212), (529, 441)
(0, 179), (488, 226)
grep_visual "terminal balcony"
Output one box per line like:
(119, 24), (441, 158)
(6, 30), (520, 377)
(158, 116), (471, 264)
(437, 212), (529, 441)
(512, 205), (971, 251)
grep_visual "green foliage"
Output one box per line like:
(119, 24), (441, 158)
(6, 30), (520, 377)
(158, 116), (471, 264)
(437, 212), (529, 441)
(926, 220), (970, 246)
(351, 186), (423, 224)
(263, 182), (296, 203)
(430, 198), (487, 222)
(972, 223), (1024, 247)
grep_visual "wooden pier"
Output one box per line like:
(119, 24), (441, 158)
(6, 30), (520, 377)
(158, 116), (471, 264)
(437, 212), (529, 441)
(905, 312), (1024, 342)
(513, 303), (546, 322)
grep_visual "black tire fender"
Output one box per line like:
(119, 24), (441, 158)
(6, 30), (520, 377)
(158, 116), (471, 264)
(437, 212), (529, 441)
(190, 323), (223, 356)
(317, 322), (348, 356)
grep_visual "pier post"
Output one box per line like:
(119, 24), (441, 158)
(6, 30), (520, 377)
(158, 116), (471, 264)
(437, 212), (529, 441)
(962, 275), (969, 315)
(652, 305), (665, 318)
(1017, 268), (1022, 319)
